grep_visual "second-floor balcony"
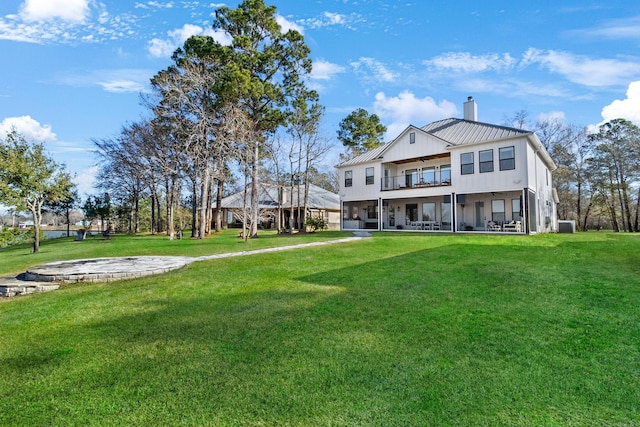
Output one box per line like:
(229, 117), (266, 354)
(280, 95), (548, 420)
(382, 170), (452, 191)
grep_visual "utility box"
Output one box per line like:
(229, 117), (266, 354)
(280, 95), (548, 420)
(558, 220), (576, 233)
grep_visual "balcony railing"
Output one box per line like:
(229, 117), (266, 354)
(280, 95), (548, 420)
(382, 172), (452, 191)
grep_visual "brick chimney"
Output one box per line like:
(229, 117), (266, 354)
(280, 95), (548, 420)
(463, 96), (477, 121)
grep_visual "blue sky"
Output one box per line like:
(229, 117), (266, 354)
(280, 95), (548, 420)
(1, 0), (640, 197)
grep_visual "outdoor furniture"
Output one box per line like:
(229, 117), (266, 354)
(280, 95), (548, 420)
(503, 221), (522, 232)
(410, 220), (439, 230)
(487, 221), (501, 232)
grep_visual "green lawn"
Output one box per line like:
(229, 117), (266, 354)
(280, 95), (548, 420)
(1, 231), (639, 426)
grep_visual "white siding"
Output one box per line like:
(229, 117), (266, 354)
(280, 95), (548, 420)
(449, 138), (529, 194)
(382, 130), (449, 163)
(339, 162), (380, 201)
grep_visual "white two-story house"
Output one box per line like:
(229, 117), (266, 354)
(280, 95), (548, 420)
(337, 97), (559, 234)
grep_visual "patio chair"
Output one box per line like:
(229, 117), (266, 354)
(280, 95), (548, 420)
(487, 221), (501, 231)
(503, 221), (522, 232)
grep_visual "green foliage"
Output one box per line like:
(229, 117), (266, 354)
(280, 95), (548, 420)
(0, 130), (75, 253)
(213, 0), (312, 134)
(82, 194), (112, 230)
(337, 108), (387, 155)
(304, 215), (327, 232)
(588, 118), (640, 232)
(0, 227), (30, 248)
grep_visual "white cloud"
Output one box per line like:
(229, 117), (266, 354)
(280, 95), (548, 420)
(277, 14), (304, 34)
(56, 69), (153, 94)
(311, 59), (345, 81)
(147, 37), (177, 57)
(19, 0), (90, 23)
(351, 57), (398, 83)
(0, 1), (138, 44)
(600, 81), (640, 125)
(147, 24), (231, 57)
(521, 48), (640, 87)
(0, 116), (57, 141)
(135, 1), (174, 9)
(303, 11), (360, 30)
(426, 52), (516, 73)
(537, 111), (566, 123)
(372, 91), (458, 139)
(454, 77), (570, 99)
(323, 12), (346, 26)
(98, 80), (146, 93)
(74, 166), (99, 196)
(567, 16), (640, 40)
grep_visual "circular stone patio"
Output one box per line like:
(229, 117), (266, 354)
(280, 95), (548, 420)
(1, 235), (367, 297)
(24, 256), (194, 283)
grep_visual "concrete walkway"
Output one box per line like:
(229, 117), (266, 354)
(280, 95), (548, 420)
(0, 235), (368, 297)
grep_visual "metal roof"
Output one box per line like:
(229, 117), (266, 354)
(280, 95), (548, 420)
(421, 118), (531, 145)
(217, 184), (340, 211)
(338, 118), (532, 167)
(337, 144), (387, 167)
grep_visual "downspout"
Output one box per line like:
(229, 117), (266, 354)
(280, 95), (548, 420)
(452, 192), (457, 232)
(521, 188), (527, 234)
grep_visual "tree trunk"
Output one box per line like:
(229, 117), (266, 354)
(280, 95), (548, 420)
(634, 187), (640, 232)
(65, 206), (71, 237)
(249, 141), (260, 238)
(581, 195), (594, 232)
(150, 193), (156, 234)
(191, 180), (198, 238)
(276, 186), (282, 233)
(303, 165), (311, 231)
(165, 178), (175, 237)
(215, 179), (223, 232)
(128, 202), (133, 234)
(575, 178), (582, 231)
(134, 195), (140, 234)
(31, 206), (41, 253)
(608, 193), (619, 232)
(199, 168), (211, 239)
(621, 184), (633, 232)
(205, 177), (213, 235)
(156, 196), (162, 233)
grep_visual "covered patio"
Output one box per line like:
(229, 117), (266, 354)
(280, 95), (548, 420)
(342, 190), (530, 233)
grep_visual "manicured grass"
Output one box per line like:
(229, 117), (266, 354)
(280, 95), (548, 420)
(1, 231), (639, 425)
(0, 229), (352, 277)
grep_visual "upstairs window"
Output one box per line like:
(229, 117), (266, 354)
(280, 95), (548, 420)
(479, 149), (494, 173)
(410, 132), (416, 144)
(441, 165), (451, 183)
(405, 169), (418, 187)
(344, 170), (353, 187)
(365, 167), (374, 185)
(461, 152), (474, 175)
(499, 146), (515, 170)
(421, 167), (435, 184)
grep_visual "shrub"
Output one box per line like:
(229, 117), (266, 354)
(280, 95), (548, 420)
(0, 228), (31, 248)
(305, 216), (327, 232)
